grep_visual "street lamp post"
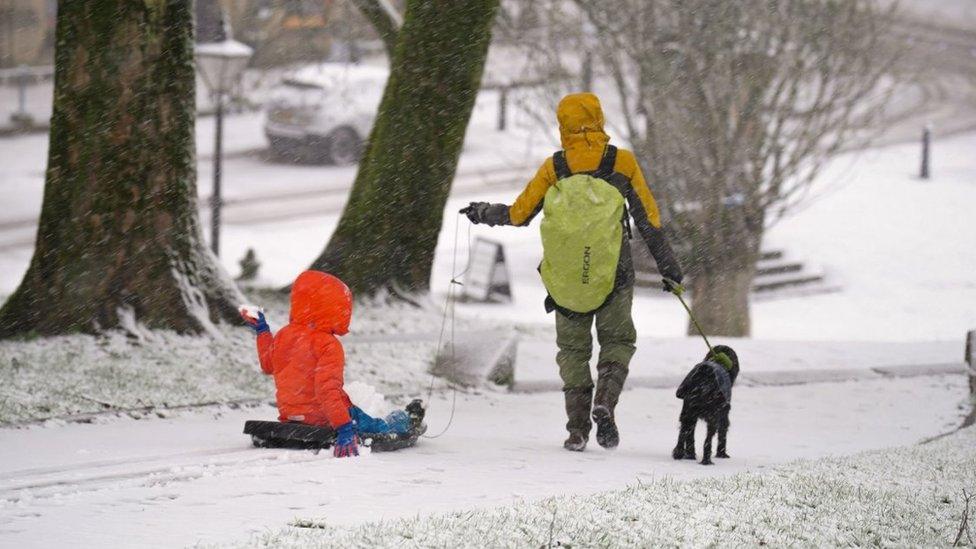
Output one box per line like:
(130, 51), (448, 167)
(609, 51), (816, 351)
(195, 39), (253, 256)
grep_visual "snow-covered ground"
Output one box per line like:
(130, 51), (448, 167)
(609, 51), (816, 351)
(251, 424), (976, 548)
(886, 0), (976, 30)
(0, 295), (485, 424)
(513, 337), (967, 392)
(0, 375), (968, 547)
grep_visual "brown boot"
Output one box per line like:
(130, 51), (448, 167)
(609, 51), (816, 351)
(593, 362), (629, 449)
(563, 386), (593, 451)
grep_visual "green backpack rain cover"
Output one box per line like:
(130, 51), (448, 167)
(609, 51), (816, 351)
(540, 152), (625, 314)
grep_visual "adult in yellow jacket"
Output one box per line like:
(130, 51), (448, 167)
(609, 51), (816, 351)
(464, 93), (683, 452)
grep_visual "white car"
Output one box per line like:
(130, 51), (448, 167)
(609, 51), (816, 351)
(264, 63), (388, 165)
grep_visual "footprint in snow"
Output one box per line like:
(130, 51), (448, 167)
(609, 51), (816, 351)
(145, 493), (179, 503)
(404, 478), (442, 486)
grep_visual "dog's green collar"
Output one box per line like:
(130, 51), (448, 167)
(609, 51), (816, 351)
(711, 352), (734, 371)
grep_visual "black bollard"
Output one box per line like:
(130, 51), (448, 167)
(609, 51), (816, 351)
(966, 330), (975, 397)
(497, 87), (508, 131)
(919, 125), (931, 179)
(581, 51), (593, 92)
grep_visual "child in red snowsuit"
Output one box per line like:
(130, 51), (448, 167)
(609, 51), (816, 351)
(242, 270), (410, 457)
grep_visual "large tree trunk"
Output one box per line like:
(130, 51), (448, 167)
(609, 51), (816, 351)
(688, 265), (756, 338)
(310, 0), (499, 297)
(686, 204), (763, 338)
(0, 1), (243, 337)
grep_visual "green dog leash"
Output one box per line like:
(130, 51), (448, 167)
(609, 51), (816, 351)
(663, 278), (734, 371)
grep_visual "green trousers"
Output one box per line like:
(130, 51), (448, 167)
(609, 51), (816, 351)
(555, 285), (637, 390)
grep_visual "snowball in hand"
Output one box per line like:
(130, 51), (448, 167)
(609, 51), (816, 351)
(238, 304), (265, 322)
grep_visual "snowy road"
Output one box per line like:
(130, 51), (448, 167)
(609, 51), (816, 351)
(0, 374), (968, 547)
(0, 114), (533, 254)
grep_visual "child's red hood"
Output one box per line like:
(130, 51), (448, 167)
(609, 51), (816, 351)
(289, 270), (352, 335)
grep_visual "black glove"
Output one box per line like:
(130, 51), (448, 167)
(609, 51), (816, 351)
(662, 272), (684, 295)
(460, 202), (491, 224)
(460, 202), (510, 226)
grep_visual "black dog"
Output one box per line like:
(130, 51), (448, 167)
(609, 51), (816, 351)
(672, 345), (740, 465)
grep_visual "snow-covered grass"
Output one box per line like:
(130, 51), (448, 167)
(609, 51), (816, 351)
(0, 328), (269, 424)
(246, 426), (976, 548)
(0, 290), (481, 424)
(1, 376), (967, 547)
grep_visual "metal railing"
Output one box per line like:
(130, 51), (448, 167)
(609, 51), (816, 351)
(2, 65), (53, 130)
(0, 64), (53, 85)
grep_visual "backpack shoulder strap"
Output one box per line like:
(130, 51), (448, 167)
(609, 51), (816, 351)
(595, 145), (618, 178)
(552, 151), (571, 180)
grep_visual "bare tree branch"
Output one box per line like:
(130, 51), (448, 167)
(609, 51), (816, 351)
(509, 0), (908, 335)
(348, 0), (403, 57)
(954, 489), (973, 547)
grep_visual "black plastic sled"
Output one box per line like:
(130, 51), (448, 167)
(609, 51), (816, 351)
(244, 420), (336, 450)
(244, 400), (426, 453)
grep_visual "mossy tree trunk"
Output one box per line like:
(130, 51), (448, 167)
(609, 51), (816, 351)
(310, 0), (499, 297)
(686, 208), (763, 337)
(0, 1), (244, 337)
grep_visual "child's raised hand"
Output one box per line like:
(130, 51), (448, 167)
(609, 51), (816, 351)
(238, 304), (269, 335)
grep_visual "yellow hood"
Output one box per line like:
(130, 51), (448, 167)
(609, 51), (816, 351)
(557, 93), (610, 151)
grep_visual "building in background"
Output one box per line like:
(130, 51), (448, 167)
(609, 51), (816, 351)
(220, 0), (399, 66)
(0, 0), (55, 68)
(0, 0), (402, 70)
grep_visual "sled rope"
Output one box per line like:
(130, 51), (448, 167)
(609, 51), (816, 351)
(423, 211), (471, 439)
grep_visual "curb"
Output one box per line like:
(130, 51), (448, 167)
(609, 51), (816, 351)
(511, 362), (970, 394)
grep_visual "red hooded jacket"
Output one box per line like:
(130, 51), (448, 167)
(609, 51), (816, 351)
(256, 271), (353, 428)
